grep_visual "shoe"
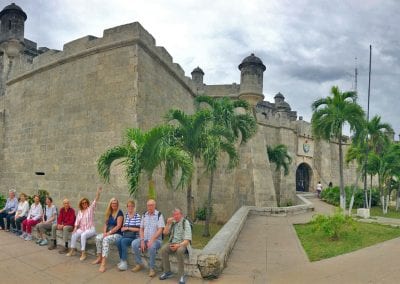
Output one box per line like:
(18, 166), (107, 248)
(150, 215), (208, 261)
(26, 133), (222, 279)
(58, 247), (69, 254)
(179, 275), (187, 284)
(131, 264), (143, 272)
(80, 251), (87, 261)
(48, 243), (56, 250)
(92, 255), (102, 265)
(39, 239), (48, 246)
(118, 260), (127, 271)
(66, 248), (76, 256)
(19, 232), (27, 239)
(159, 271), (173, 280)
(36, 238), (42, 244)
(24, 235), (32, 241)
(149, 269), (156, 277)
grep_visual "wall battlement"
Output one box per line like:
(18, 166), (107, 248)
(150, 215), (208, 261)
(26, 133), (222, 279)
(7, 22), (193, 92)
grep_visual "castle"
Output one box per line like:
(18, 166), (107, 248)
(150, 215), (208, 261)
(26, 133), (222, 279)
(0, 3), (358, 222)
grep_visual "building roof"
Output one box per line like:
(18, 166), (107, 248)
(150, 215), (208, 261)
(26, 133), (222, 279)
(0, 3), (27, 20)
(191, 66), (204, 75)
(238, 53), (266, 71)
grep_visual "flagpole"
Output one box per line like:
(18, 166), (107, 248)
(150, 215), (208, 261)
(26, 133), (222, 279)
(364, 45), (372, 208)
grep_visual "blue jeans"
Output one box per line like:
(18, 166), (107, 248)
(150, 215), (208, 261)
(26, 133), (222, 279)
(131, 238), (161, 269)
(117, 237), (135, 261)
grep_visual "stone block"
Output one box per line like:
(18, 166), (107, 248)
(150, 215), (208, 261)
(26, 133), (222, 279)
(357, 208), (370, 219)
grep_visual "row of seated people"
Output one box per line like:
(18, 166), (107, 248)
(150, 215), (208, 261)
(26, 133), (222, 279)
(0, 188), (191, 284)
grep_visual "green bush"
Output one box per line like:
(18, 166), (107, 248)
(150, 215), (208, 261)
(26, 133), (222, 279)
(195, 206), (207, 221)
(0, 193), (6, 209)
(311, 210), (355, 240)
(321, 186), (379, 208)
(27, 189), (49, 207)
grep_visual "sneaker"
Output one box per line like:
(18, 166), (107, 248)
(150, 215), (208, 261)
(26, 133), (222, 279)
(39, 239), (48, 246)
(19, 233), (27, 239)
(148, 269), (156, 277)
(118, 260), (127, 271)
(131, 264), (143, 272)
(36, 238), (43, 244)
(48, 243), (56, 250)
(24, 235), (32, 241)
(179, 275), (187, 284)
(159, 271), (173, 280)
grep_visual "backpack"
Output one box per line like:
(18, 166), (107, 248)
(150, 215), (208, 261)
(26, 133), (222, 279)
(143, 210), (164, 240)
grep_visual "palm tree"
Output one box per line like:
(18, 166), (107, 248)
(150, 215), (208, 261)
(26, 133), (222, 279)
(351, 115), (393, 208)
(311, 86), (365, 210)
(267, 144), (292, 206)
(97, 125), (193, 198)
(195, 96), (257, 237)
(368, 142), (400, 214)
(165, 108), (212, 219)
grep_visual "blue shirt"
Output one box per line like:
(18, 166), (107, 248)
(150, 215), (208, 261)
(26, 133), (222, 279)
(107, 209), (124, 235)
(3, 197), (18, 212)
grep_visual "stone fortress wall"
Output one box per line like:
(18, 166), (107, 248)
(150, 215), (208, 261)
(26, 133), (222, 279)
(0, 3), (360, 224)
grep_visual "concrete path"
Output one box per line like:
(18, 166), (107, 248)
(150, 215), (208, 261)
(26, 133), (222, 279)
(0, 231), (209, 284)
(220, 196), (400, 283)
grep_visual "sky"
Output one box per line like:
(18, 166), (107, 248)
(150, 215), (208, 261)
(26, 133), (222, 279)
(4, 0), (399, 138)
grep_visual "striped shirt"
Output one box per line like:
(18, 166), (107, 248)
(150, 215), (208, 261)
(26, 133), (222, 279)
(123, 212), (141, 228)
(75, 200), (96, 231)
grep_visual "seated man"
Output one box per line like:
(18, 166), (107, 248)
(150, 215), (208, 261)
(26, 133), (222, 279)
(159, 208), (192, 284)
(0, 189), (18, 231)
(48, 199), (76, 253)
(131, 199), (165, 278)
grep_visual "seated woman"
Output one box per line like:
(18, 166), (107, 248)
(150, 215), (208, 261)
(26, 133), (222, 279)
(92, 197), (123, 272)
(36, 197), (57, 246)
(67, 187), (102, 259)
(10, 193), (29, 234)
(21, 195), (43, 241)
(116, 200), (141, 271)
(0, 189), (18, 231)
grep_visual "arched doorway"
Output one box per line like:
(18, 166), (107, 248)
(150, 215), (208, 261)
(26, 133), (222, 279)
(296, 163), (312, 192)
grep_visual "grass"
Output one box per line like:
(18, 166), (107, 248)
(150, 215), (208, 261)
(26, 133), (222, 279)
(294, 221), (400, 261)
(162, 222), (223, 249)
(352, 206), (400, 219)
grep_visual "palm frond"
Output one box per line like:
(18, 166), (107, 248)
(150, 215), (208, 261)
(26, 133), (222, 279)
(97, 146), (130, 182)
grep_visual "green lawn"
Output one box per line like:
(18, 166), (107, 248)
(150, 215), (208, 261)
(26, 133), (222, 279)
(294, 221), (400, 261)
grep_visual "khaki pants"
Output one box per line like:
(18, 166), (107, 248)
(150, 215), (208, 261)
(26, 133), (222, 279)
(160, 243), (187, 277)
(50, 224), (73, 243)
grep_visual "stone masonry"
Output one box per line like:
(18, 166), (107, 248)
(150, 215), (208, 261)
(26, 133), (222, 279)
(0, 3), (361, 223)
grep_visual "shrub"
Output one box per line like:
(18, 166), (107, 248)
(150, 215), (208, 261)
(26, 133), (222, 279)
(321, 186), (379, 208)
(311, 210), (355, 240)
(27, 189), (49, 207)
(0, 193), (6, 209)
(195, 206), (207, 221)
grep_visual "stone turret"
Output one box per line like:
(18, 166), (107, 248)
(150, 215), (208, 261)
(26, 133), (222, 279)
(191, 66), (204, 94)
(238, 53), (266, 107)
(0, 3), (27, 57)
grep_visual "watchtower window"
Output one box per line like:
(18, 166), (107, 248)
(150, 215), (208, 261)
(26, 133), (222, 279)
(8, 20), (12, 30)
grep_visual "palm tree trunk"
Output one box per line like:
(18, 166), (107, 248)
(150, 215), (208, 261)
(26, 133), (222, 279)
(148, 178), (156, 200)
(187, 183), (193, 220)
(396, 186), (400, 211)
(203, 170), (214, 237)
(348, 170), (361, 215)
(338, 136), (346, 211)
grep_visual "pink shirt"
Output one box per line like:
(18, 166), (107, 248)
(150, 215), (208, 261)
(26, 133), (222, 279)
(75, 200), (96, 231)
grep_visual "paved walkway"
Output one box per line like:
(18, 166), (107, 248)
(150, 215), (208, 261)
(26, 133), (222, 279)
(220, 196), (400, 283)
(0, 232), (208, 284)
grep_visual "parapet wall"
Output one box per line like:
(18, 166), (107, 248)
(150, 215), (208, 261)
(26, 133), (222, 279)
(8, 22), (195, 95)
